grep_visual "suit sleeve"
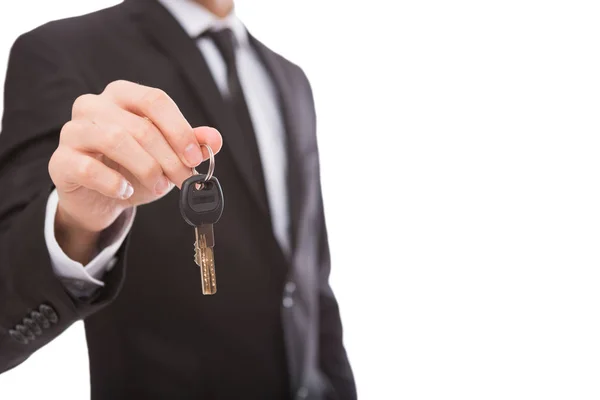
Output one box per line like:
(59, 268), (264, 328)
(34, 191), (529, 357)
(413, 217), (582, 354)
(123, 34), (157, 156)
(317, 198), (358, 400)
(300, 71), (357, 398)
(0, 31), (128, 374)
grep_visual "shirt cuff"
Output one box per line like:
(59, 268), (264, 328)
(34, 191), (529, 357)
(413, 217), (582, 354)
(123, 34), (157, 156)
(44, 189), (136, 287)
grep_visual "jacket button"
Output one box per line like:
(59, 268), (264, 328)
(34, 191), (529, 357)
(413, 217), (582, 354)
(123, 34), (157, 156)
(297, 386), (309, 399)
(283, 296), (294, 308)
(15, 324), (35, 341)
(285, 281), (296, 294)
(39, 305), (58, 324)
(30, 311), (50, 329)
(23, 318), (42, 336)
(8, 329), (28, 344)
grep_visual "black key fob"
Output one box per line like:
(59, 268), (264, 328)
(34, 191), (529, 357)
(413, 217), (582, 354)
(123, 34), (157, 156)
(179, 174), (224, 227)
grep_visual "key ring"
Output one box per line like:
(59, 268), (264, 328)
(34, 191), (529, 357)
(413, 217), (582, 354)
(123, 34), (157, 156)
(192, 143), (215, 190)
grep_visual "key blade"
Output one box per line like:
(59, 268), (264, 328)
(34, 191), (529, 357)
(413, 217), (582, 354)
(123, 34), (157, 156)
(199, 245), (217, 295)
(194, 227), (217, 295)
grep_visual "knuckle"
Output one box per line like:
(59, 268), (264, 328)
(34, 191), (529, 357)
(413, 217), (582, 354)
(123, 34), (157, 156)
(140, 88), (168, 110)
(48, 149), (63, 181)
(104, 79), (129, 94)
(162, 154), (182, 175)
(134, 118), (156, 145)
(102, 126), (127, 152)
(59, 120), (76, 143)
(140, 159), (162, 183)
(76, 157), (95, 180)
(72, 94), (96, 117)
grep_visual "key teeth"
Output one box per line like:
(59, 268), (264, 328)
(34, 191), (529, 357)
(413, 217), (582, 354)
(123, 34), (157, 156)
(194, 242), (201, 265)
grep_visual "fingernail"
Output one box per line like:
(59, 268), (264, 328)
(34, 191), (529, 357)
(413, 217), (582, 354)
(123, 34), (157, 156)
(120, 181), (134, 199)
(154, 175), (170, 195)
(184, 143), (204, 167)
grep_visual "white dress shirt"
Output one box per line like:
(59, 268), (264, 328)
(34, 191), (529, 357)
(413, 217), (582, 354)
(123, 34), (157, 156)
(46, 0), (290, 290)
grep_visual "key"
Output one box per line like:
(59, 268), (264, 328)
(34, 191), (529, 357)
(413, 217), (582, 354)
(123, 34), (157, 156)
(180, 173), (224, 295)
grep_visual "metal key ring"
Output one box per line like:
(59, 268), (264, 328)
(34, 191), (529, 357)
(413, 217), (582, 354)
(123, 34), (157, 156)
(192, 143), (215, 190)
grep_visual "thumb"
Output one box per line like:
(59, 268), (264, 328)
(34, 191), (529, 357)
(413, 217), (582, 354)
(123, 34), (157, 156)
(193, 126), (223, 161)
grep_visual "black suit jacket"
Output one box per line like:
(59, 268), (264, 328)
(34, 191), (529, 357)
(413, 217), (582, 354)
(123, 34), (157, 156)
(0, 1), (356, 399)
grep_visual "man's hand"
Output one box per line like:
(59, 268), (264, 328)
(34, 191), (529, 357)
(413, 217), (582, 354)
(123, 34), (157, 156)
(48, 80), (223, 263)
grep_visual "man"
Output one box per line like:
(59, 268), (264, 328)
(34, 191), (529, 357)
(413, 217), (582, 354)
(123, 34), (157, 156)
(0, 0), (356, 399)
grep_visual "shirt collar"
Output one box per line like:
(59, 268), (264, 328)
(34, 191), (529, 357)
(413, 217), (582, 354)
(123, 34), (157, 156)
(157, 0), (248, 45)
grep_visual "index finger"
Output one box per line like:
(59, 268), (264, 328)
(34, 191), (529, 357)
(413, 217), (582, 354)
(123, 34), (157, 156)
(102, 80), (221, 168)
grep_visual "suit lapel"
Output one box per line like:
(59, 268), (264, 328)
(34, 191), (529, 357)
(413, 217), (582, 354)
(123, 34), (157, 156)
(250, 36), (305, 257)
(126, 0), (270, 217)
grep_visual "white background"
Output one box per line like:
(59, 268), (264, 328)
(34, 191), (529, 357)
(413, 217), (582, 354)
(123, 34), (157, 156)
(1, 1), (600, 399)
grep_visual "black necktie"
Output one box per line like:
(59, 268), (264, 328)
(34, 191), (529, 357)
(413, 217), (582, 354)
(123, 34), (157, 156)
(201, 28), (270, 211)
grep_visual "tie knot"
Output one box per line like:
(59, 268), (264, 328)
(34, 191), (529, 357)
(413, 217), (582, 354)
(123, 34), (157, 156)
(200, 28), (237, 65)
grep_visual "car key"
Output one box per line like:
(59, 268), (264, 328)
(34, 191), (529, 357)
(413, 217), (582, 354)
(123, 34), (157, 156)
(180, 173), (224, 295)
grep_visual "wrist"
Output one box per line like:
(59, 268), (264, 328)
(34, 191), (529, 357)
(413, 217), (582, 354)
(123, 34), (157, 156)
(55, 204), (101, 264)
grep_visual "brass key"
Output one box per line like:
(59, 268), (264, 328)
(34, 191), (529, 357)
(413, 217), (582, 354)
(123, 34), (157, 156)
(180, 172), (224, 296)
(179, 144), (223, 295)
(194, 224), (217, 295)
